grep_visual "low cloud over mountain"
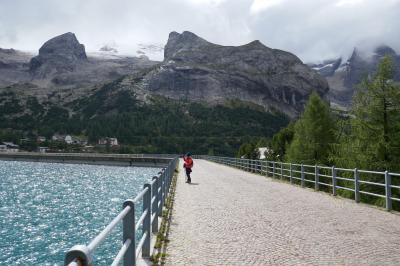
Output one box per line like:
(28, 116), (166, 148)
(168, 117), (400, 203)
(1, 0), (399, 62)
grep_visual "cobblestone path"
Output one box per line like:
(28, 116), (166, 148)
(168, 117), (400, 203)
(165, 159), (400, 265)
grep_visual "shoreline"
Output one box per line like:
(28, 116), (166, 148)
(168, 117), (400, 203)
(0, 152), (173, 167)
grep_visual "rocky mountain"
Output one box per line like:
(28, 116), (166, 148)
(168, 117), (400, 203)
(1, 31), (328, 119)
(0, 30), (332, 153)
(0, 48), (33, 87)
(0, 31), (329, 117)
(29, 32), (87, 78)
(119, 31), (329, 117)
(311, 45), (400, 107)
(0, 32), (158, 103)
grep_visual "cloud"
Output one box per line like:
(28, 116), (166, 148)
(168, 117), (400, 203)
(335, 0), (364, 7)
(0, 0), (399, 62)
(250, 0), (285, 14)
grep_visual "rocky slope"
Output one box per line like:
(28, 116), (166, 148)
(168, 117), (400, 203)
(117, 31), (329, 117)
(310, 45), (400, 107)
(0, 31), (329, 119)
(0, 48), (32, 87)
(0, 32), (158, 102)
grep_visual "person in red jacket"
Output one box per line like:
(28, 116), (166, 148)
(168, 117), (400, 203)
(183, 152), (194, 183)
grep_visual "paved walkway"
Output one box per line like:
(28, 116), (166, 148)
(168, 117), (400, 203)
(165, 159), (400, 265)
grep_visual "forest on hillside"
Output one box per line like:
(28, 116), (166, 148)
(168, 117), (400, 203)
(0, 85), (289, 155)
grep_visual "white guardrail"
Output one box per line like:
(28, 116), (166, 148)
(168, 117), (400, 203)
(200, 156), (400, 211)
(64, 157), (178, 266)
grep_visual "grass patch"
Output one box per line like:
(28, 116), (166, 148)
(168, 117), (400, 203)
(151, 168), (178, 265)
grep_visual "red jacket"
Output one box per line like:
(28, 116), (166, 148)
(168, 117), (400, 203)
(184, 157), (193, 169)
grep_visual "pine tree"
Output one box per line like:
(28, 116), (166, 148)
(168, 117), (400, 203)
(267, 122), (295, 161)
(337, 56), (400, 171)
(286, 92), (336, 165)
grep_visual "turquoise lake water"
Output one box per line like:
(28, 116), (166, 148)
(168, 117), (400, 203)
(0, 160), (160, 265)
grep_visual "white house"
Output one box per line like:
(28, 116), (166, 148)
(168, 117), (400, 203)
(65, 135), (73, 144)
(1, 142), (19, 152)
(71, 136), (88, 145)
(258, 147), (271, 159)
(38, 147), (49, 153)
(109, 138), (118, 146)
(98, 137), (119, 146)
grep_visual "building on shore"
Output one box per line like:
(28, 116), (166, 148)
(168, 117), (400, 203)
(37, 136), (47, 143)
(38, 147), (49, 153)
(98, 137), (119, 146)
(0, 142), (20, 152)
(52, 134), (88, 145)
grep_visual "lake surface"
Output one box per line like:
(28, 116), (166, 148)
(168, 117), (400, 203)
(0, 160), (160, 265)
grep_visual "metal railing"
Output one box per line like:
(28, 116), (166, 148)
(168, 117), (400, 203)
(200, 156), (400, 211)
(64, 157), (178, 266)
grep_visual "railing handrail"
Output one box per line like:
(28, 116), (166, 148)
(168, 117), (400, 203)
(198, 155), (400, 212)
(87, 205), (132, 252)
(64, 156), (178, 266)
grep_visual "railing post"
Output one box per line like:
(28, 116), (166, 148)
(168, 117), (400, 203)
(160, 170), (166, 210)
(273, 162), (275, 178)
(64, 245), (92, 266)
(166, 167), (171, 192)
(289, 163), (293, 184)
(354, 168), (360, 203)
(122, 199), (135, 266)
(157, 172), (163, 217)
(385, 171), (392, 211)
(280, 162), (283, 180)
(262, 161), (265, 175)
(266, 161), (269, 177)
(332, 166), (337, 196)
(142, 184), (152, 257)
(152, 176), (159, 233)
(301, 164), (305, 188)
(315, 165), (319, 191)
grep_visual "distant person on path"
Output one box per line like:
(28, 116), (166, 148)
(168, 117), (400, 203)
(183, 153), (194, 183)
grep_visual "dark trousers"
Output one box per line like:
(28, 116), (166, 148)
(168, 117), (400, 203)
(185, 168), (192, 182)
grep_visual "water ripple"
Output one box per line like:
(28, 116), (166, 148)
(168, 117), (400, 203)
(0, 161), (159, 265)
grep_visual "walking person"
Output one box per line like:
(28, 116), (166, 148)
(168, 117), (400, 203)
(183, 153), (194, 183)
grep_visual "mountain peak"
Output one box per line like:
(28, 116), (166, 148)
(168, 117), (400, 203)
(164, 31), (210, 59)
(374, 45), (396, 57)
(29, 32), (87, 76)
(38, 32), (86, 60)
(245, 40), (264, 48)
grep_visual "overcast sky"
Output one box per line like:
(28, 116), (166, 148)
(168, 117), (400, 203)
(0, 0), (399, 62)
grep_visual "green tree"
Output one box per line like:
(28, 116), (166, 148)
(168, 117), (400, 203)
(237, 142), (259, 159)
(334, 56), (400, 171)
(286, 92), (336, 164)
(266, 122), (295, 161)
